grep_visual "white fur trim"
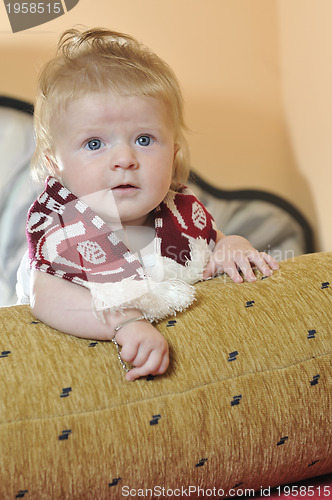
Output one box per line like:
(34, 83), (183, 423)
(85, 237), (213, 322)
(86, 277), (196, 323)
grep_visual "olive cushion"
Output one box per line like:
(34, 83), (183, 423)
(0, 252), (331, 499)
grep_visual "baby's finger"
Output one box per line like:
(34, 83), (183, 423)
(203, 257), (219, 280)
(125, 344), (151, 368)
(154, 351), (170, 375)
(125, 350), (165, 382)
(261, 252), (280, 270)
(247, 252), (273, 277)
(120, 342), (139, 363)
(224, 261), (244, 283)
(248, 251), (279, 277)
(235, 257), (256, 282)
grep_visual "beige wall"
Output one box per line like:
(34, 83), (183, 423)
(278, 0), (332, 251)
(0, 0), (330, 250)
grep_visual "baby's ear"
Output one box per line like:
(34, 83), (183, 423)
(173, 143), (180, 161)
(44, 152), (60, 177)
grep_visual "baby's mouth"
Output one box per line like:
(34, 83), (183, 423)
(112, 184), (139, 193)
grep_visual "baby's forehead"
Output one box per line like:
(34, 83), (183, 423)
(57, 88), (161, 111)
(50, 91), (175, 138)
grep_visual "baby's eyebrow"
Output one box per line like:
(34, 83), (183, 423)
(74, 129), (104, 142)
(77, 127), (102, 135)
(136, 126), (166, 134)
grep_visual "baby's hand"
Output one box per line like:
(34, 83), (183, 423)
(203, 234), (279, 283)
(114, 320), (169, 382)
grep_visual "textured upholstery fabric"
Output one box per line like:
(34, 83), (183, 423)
(0, 252), (331, 499)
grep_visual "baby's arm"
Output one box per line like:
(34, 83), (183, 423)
(203, 231), (280, 282)
(31, 270), (169, 381)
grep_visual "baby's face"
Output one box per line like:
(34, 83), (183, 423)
(50, 91), (178, 227)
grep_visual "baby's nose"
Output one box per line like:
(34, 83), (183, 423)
(110, 144), (138, 170)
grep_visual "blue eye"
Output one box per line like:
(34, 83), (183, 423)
(85, 139), (103, 150)
(136, 135), (152, 146)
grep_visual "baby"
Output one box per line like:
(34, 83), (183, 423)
(19, 27), (279, 381)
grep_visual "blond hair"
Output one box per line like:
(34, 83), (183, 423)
(32, 27), (190, 186)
